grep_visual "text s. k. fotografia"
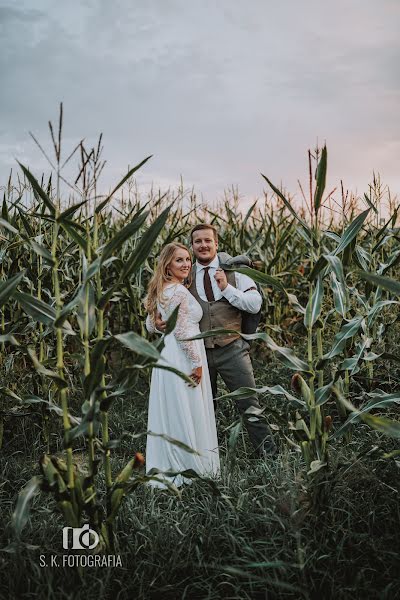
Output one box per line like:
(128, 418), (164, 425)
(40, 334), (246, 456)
(39, 554), (122, 568)
(39, 525), (122, 568)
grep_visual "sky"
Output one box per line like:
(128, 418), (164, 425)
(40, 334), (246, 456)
(0, 0), (399, 209)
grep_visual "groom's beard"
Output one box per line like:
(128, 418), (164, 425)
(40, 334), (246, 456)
(194, 252), (217, 266)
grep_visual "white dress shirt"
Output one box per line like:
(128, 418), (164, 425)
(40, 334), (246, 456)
(195, 256), (262, 314)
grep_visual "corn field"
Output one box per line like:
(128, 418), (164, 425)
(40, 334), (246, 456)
(1, 110), (400, 599)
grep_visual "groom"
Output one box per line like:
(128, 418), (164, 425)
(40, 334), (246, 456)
(155, 223), (276, 458)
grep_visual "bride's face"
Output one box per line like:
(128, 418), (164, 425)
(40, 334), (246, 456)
(167, 248), (192, 282)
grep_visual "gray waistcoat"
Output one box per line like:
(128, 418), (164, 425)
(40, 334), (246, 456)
(188, 263), (242, 348)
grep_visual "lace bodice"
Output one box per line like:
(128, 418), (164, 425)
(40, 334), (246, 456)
(146, 284), (203, 368)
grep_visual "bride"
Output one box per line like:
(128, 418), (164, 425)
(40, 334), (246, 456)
(144, 242), (220, 487)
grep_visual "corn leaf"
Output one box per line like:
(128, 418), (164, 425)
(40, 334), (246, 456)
(287, 293), (306, 315)
(17, 162), (56, 215)
(330, 272), (350, 317)
(187, 329), (311, 372)
(27, 347), (68, 389)
(314, 145), (327, 216)
(14, 291), (56, 325)
(261, 174), (311, 236)
(331, 388), (400, 439)
(367, 300), (399, 327)
(54, 284), (86, 327)
(121, 206), (171, 280)
(315, 382), (333, 406)
(334, 209), (370, 255)
(362, 414), (400, 439)
(309, 211), (370, 281)
(151, 363), (194, 385)
(231, 266), (286, 294)
(29, 240), (55, 266)
(0, 333), (19, 345)
(358, 271), (400, 296)
(83, 337), (113, 398)
(115, 331), (161, 361)
(217, 384), (305, 407)
(57, 197), (89, 221)
(147, 431), (201, 455)
(12, 476), (43, 538)
(0, 271), (25, 308)
(99, 207), (148, 263)
(322, 316), (364, 360)
(59, 219), (89, 252)
(95, 156), (152, 214)
(304, 276), (324, 328)
(0, 217), (19, 235)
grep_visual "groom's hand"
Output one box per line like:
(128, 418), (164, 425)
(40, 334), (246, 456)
(155, 312), (166, 333)
(214, 268), (228, 291)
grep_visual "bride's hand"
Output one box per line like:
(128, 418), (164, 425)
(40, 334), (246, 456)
(155, 312), (166, 333)
(189, 366), (202, 386)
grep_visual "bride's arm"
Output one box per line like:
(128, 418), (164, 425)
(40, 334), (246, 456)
(146, 312), (165, 335)
(169, 288), (202, 369)
(145, 313), (156, 334)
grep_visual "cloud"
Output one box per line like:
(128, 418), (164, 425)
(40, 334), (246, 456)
(0, 0), (398, 205)
(0, 5), (42, 23)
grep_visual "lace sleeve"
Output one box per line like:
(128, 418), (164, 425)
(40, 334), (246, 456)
(146, 313), (156, 334)
(168, 287), (201, 369)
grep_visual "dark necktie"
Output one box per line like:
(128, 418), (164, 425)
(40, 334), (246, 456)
(203, 267), (215, 302)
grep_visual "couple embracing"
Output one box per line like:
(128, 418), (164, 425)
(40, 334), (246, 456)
(144, 224), (276, 487)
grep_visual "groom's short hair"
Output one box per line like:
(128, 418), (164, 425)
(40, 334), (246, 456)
(190, 223), (218, 243)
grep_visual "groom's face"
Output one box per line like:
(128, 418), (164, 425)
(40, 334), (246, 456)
(191, 228), (218, 265)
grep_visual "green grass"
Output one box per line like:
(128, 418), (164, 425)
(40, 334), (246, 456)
(1, 351), (400, 600)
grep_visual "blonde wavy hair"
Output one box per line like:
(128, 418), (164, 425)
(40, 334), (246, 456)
(144, 242), (192, 320)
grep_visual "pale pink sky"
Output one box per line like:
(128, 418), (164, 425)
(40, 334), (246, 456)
(0, 1), (399, 210)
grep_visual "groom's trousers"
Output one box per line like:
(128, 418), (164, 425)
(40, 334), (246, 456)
(206, 337), (276, 454)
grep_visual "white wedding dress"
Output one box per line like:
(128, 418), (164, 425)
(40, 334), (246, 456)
(145, 283), (220, 488)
